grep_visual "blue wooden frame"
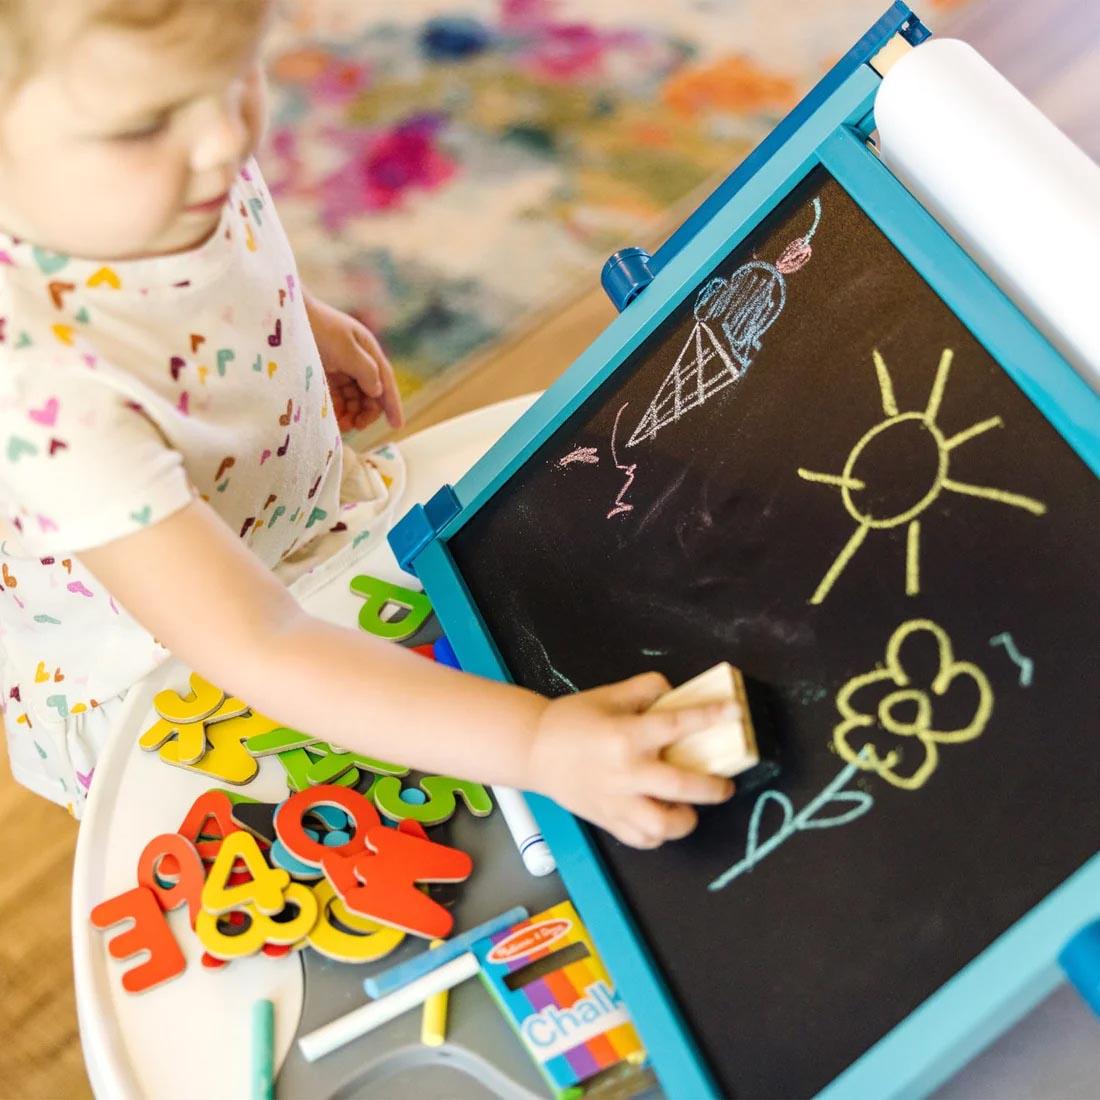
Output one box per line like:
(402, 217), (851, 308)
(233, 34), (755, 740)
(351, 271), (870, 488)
(391, 9), (1100, 1097)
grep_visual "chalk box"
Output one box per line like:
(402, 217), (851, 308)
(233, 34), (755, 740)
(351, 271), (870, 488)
(472, 901), (646, 1097)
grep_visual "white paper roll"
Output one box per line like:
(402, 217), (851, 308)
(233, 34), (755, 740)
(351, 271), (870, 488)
(875, 38), (1100, 391)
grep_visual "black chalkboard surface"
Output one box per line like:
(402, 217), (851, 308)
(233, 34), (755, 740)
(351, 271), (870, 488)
(448, 167), (1100, 1098)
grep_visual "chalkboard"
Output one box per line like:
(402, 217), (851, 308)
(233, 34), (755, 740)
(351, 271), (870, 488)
(447, 166), (1100, 1097)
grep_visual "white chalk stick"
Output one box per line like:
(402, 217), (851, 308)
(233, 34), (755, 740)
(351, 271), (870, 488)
(299, 952), (480, 1061)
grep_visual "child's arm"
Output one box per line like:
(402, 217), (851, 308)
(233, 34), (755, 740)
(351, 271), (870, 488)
(81, 498), (734, 848)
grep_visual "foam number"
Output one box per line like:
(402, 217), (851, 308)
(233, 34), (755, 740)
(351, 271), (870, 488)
(349, 574), (433, 641)
(137, 833), (206, 926)
(177, 789), (240, 861)
(373, 775), (494, 825)
(90, 886), (186, 994)
(306, 878), (406, 963)
(201, 831), (289, 916)
(195, 884), (318, 961)
(322, 819), (473, 940)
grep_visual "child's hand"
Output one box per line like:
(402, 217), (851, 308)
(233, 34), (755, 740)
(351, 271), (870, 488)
(528, 672), (736, 848)
(304, 291), (404, 431)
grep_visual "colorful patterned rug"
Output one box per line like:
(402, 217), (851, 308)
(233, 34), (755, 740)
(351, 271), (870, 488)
(262, 0), (964, 422)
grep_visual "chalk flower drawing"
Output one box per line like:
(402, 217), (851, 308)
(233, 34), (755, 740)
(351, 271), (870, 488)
(833, 618), (993, 792)
(798, 348), (1047, 604)
(628, 197), (821, 448)
(708, 751), (874, 892)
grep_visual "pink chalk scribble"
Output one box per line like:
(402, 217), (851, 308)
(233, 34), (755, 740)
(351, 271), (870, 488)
(608, 403), (637, 519)
(775, 195), (822, 274)
(776, 237), (812, 274)
(557, 446), (600, 469)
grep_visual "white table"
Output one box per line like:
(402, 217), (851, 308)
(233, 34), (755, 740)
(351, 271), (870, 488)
(70, 394), (1096, 1098)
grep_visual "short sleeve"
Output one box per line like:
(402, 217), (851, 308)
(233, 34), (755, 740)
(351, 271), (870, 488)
(0, 366), (195, 554)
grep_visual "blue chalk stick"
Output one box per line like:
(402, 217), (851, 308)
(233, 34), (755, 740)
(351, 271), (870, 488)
(364, 905), (528, 998)
(252, 999), (275, 1100)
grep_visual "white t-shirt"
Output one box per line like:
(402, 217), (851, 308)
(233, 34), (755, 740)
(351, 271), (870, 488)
(0, 158), (397, 809)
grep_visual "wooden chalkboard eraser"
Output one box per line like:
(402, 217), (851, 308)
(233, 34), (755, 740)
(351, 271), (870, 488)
(652, 663), (759, 779)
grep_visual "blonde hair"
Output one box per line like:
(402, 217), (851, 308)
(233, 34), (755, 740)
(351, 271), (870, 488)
(0, 0), (270, 95)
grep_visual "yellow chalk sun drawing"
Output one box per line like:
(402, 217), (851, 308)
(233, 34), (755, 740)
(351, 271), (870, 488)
(798, 348), (1047, 605)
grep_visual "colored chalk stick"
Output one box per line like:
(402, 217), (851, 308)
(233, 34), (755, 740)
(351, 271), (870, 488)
(420, 940), (449, 1047)
(252, 999), (275, 1100)
(364, 906), (529, 998)
(372, 774), (493, 825)
(300, 952), (481, 1062)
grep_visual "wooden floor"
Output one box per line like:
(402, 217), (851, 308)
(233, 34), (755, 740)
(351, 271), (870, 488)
(1, 1), (1094, 1095)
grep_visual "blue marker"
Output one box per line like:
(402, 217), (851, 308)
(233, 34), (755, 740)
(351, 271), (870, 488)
(365, 905), (529, 999)
(492, 785), (556, 877)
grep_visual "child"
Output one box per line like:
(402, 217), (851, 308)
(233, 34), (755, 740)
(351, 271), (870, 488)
(0, 0), (735, 846)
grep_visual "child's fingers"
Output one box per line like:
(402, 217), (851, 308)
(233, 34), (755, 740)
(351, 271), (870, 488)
(347, 335), (383, 398)
(601, 670), (672, 712)
(612, 824), (661, 850)
(353, 324), (389, 373)
(637, 699), (741, 752)
(377, 356), (404, 428)
(351, 324), (403, 428)
(635, 762), (734, 805)
(619, 798), (698, 847)
(354, 403), (383, 430)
